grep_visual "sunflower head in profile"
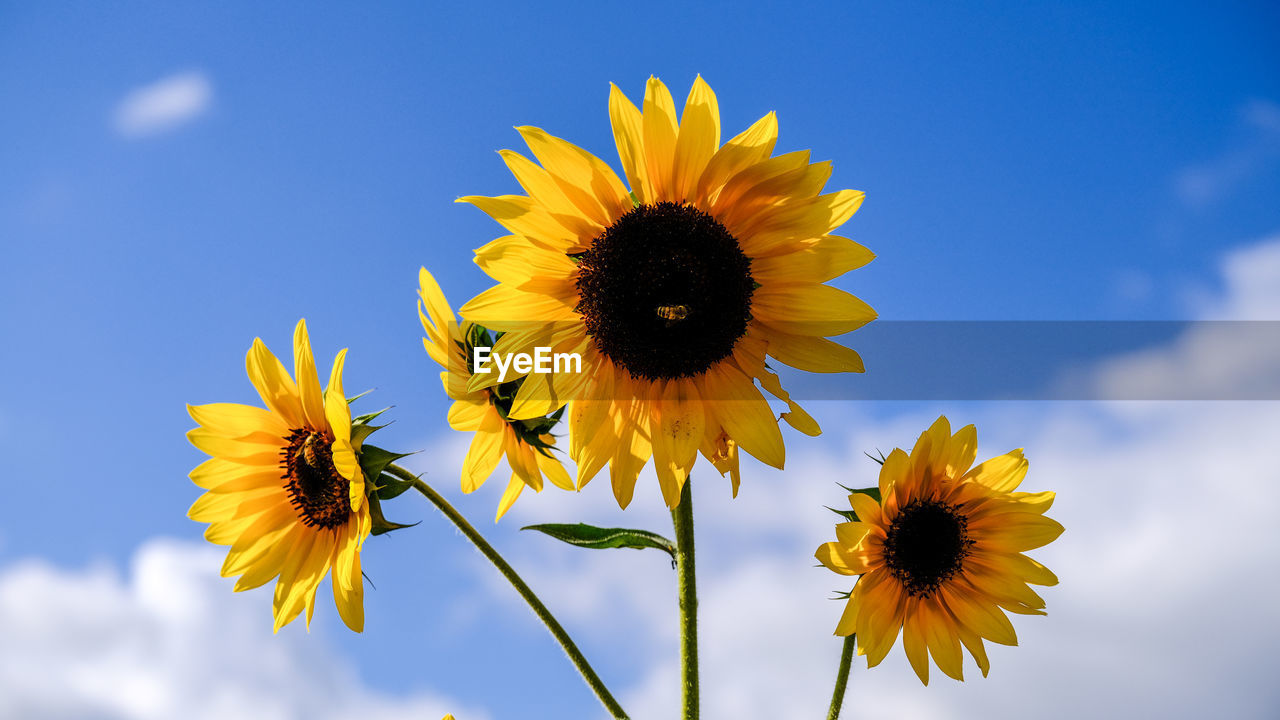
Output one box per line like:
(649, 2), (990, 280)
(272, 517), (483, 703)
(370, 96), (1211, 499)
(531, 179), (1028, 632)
(458, 75), (875, 509)
(419, 268), (573, 521)
(816, 416), (1064, 684)
(186, 319), (371, 633)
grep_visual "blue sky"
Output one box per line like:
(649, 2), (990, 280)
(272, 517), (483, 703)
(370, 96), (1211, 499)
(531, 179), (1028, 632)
(2, 2), (1279, 718)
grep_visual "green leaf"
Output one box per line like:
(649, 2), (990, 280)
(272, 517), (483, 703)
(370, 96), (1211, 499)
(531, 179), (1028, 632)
(521, 523), (676, 560)
(367, 491), (420, 536)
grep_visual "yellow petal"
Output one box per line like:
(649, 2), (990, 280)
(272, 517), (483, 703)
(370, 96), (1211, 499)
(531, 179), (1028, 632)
(245, 337), (303, 428)
(939, 584), (1018, 646)
(737, 189), (866, 255)
(332, 532), (364, 632)
(750, 236), (875, 285)
(751, 283), (876, 337)
(534, 443), (574, 491)
(756, 367), (820, 436)
(641, 76), (679, 202)
(187, 403), (289, 439)
(921, 599), (965, 681)
(462, 409), (506, 493)
(696, 111), (778, 205)
(457, 194), (578, 249)
(516, 125), (630, 226)
(505, 431), (543, 493)
(901, 599), (931, 685)
(233, 525), (302, 592)
(459, 283), (577, 329)
(709, 150), (810, 218)
(672, 75), (720, 203)
(494, 474), (526, 522)
(609, 392), (651, 509)
(447, 398), (489, 431)
(847, 492), (883, 528)
(962, 449), (1028, 492)
(946, 424), (979, 478)
(756, 323), (865, 373)
(651, 380), (705, 508)
(293, 319), (327, 431)
(186, 428), (282, 463)
(701, 364), (784, 469)
(498, 149), (603, 239)
(815, 541), (873, 576)
(979, 515), (1065, 552)
(609, 82), (649, 203)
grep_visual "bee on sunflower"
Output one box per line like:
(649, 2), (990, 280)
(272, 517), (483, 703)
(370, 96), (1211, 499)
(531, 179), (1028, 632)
(459, 75), (875, 509)
(419, 267), (574, 520)
(816, 416), (1063, 684)
(186, 319), (371, 632)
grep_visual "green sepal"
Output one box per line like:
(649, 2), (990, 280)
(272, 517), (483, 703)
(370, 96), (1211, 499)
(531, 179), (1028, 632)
(628, 190), (640, 207)
(358, 444), (414, 496)
(864, 450), (887, 465)
(346, 389), (375, 404)
(826, 505), (859, 522)
(835, 484), (882, 521)
(522, 523), (676, 560)
(368, 490), (419, 536)
(374, 471), (415, 501)
(830, 589), (853, 600)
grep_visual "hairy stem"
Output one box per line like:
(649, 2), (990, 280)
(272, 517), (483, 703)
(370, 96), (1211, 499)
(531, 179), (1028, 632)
(826, 634), (856, 720)
(671, 478), (699, 720)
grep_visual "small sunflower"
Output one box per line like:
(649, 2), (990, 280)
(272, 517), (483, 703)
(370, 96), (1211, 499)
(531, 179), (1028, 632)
(816, 416), (1063, 684)
(419, 268), (573, 520)
(187, 319), (371, 632)
(459, 75), (875, 509)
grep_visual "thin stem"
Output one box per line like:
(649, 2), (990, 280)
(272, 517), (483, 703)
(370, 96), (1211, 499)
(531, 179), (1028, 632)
(387, 463), (629, 720)
(671, 478), (699, 720)
(826, 634), (856, 720)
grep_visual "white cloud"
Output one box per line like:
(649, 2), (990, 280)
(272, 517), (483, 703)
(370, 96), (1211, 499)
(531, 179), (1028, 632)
(490, 399), (1280, 720)
(0, 538), (484, 720)
(112, 71), (212, 138)
(1093, 232), (1280, 400)
(1174, 99), (1280, 209)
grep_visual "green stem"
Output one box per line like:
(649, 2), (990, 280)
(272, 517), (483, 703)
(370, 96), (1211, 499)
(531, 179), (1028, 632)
(387, 463), (629, 720)
(671, 478), (699, 720)
(826, 634), (856, 720)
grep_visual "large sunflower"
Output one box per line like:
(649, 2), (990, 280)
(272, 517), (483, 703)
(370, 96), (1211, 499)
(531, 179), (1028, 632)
(459, 75), (875, 509)
(187, 319), (371, 632)
(419, 268), (574, 520)
(816, 416), (1063, 684)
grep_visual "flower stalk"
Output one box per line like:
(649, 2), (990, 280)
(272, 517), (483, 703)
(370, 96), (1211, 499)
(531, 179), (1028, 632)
(826, 633), (856, 720)
(672, 478), (699, 720)
(386, 463), (629, 720)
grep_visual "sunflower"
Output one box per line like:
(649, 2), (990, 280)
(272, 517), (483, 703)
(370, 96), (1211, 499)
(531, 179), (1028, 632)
(419, 267), (574, 520)
(458, 75), (875, 509)
(816, 416), (1063, 684)
(186, 319), (371, 633)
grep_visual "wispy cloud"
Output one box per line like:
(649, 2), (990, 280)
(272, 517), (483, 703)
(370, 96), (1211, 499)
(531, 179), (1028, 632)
(1174, 99), (1280, 209)
(112, 71), (212, 138)
(0, 539), (486, 720)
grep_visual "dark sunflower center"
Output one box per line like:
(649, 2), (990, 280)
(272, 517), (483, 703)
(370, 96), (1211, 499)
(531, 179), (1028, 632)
(574, 201), (754, 380)
(281, 429), (350, 529)
(882, 499), (973, 597)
